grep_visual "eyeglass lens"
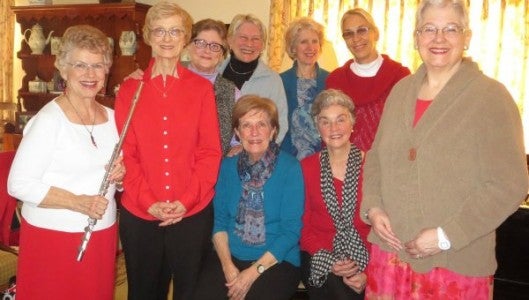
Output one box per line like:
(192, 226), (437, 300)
(152, 28), (183, 38)
(342, 26), (370, 39)
(193, 39), (224, 52)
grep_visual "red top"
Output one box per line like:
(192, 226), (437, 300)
(413, 99), (433, 127)
(300, 153), (370, 255)
(326, 55), (410, 152)
(115, 60), (222, 220)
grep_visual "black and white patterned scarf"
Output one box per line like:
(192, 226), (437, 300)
(309, 145), (369, 287)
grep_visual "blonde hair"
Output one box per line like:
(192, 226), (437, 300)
(143, 1), (193, 46)
(284, 17), (324, 60)
(227, 14), (267, 45)
(232, 95), (279, 141)
(340, 7), (379, 37)
(55, 25), (112, 72)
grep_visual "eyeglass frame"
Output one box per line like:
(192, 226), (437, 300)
(66, 61), (107, 73)
(150, 27), (185, 38)
(342, 26), (370, 40)
(415, 24), (467, 38)
(191, 39), (225, 53)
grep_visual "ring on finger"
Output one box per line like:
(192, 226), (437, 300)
(416, 254), (422, 259)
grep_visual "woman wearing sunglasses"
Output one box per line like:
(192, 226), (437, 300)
(326, 8), (410, 152)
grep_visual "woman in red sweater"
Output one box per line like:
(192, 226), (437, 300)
(114, 2), (221, 299)
(326, 8), (410, 152)
(300, 89), (369, 299)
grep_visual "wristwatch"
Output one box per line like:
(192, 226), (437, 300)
(256, 264), (266, 274)
(437, 227), (451, 250)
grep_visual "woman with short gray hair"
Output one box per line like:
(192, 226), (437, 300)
(300, 89), (369, 299)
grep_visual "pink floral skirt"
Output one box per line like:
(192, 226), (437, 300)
(365, 244), (492, 300)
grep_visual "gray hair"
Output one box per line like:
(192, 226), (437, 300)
(416, 0), (470, 29)
(55, 25), (112, 72)
(312, 89), (356, 124)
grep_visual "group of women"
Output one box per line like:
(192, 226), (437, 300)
(7, 0), (527, 300)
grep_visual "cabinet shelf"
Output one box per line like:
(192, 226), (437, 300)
(11, 2), (151, 112)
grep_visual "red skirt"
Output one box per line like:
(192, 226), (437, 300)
(16, 218), (117, 300)
(365, 244), (492, 300)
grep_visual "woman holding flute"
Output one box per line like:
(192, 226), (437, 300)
(8, 25), (125, 299)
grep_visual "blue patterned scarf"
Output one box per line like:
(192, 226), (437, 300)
(235, 142), (279, 245)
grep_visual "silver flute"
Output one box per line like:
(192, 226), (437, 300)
(76, 81), (144, 261)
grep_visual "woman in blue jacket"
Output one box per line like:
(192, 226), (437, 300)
(194, 95), (304, 300)
(280, 17), (329, 160)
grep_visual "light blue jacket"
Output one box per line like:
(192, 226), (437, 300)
(220, 58), (288, 143)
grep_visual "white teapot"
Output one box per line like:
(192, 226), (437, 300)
(23, 23), (54, 55)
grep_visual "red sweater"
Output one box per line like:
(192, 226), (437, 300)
(300, 153), (370, 255)
(115, 60), (222, 220)
(326, 55), (410, 152)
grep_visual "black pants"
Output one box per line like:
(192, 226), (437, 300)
(119, 204), (213, 300)
(194, 248), (300, 300)
(301, 251), (365, 300)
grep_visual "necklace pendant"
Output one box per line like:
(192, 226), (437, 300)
(90, 134), (98, 148)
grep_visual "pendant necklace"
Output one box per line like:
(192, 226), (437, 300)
(297, 67), (316, 79)
(228, 62), (254, 75)
(65, 95), (98, 148)
(151, 64), (177, 98)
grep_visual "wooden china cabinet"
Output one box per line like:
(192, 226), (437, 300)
(11, 2), (152, 112)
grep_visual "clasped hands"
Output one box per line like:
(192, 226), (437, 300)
(223, 263), (257, 300)
(332, 259), (367, 293)
(148, 200), (187, 226)
(368, 207), (442, 259)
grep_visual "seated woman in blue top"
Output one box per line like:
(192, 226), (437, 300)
(194, 95), (304, 300)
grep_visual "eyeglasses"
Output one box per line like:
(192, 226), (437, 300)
(342, 26), (370, 39)
(67, 62), (107, 73)
(192, 39), (225, 53)
(150, 27), (185, 38)
(416, 25), (466, 39)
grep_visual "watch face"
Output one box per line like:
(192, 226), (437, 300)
(439, 240), (450, 250)
(257, 264), (265, 274)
